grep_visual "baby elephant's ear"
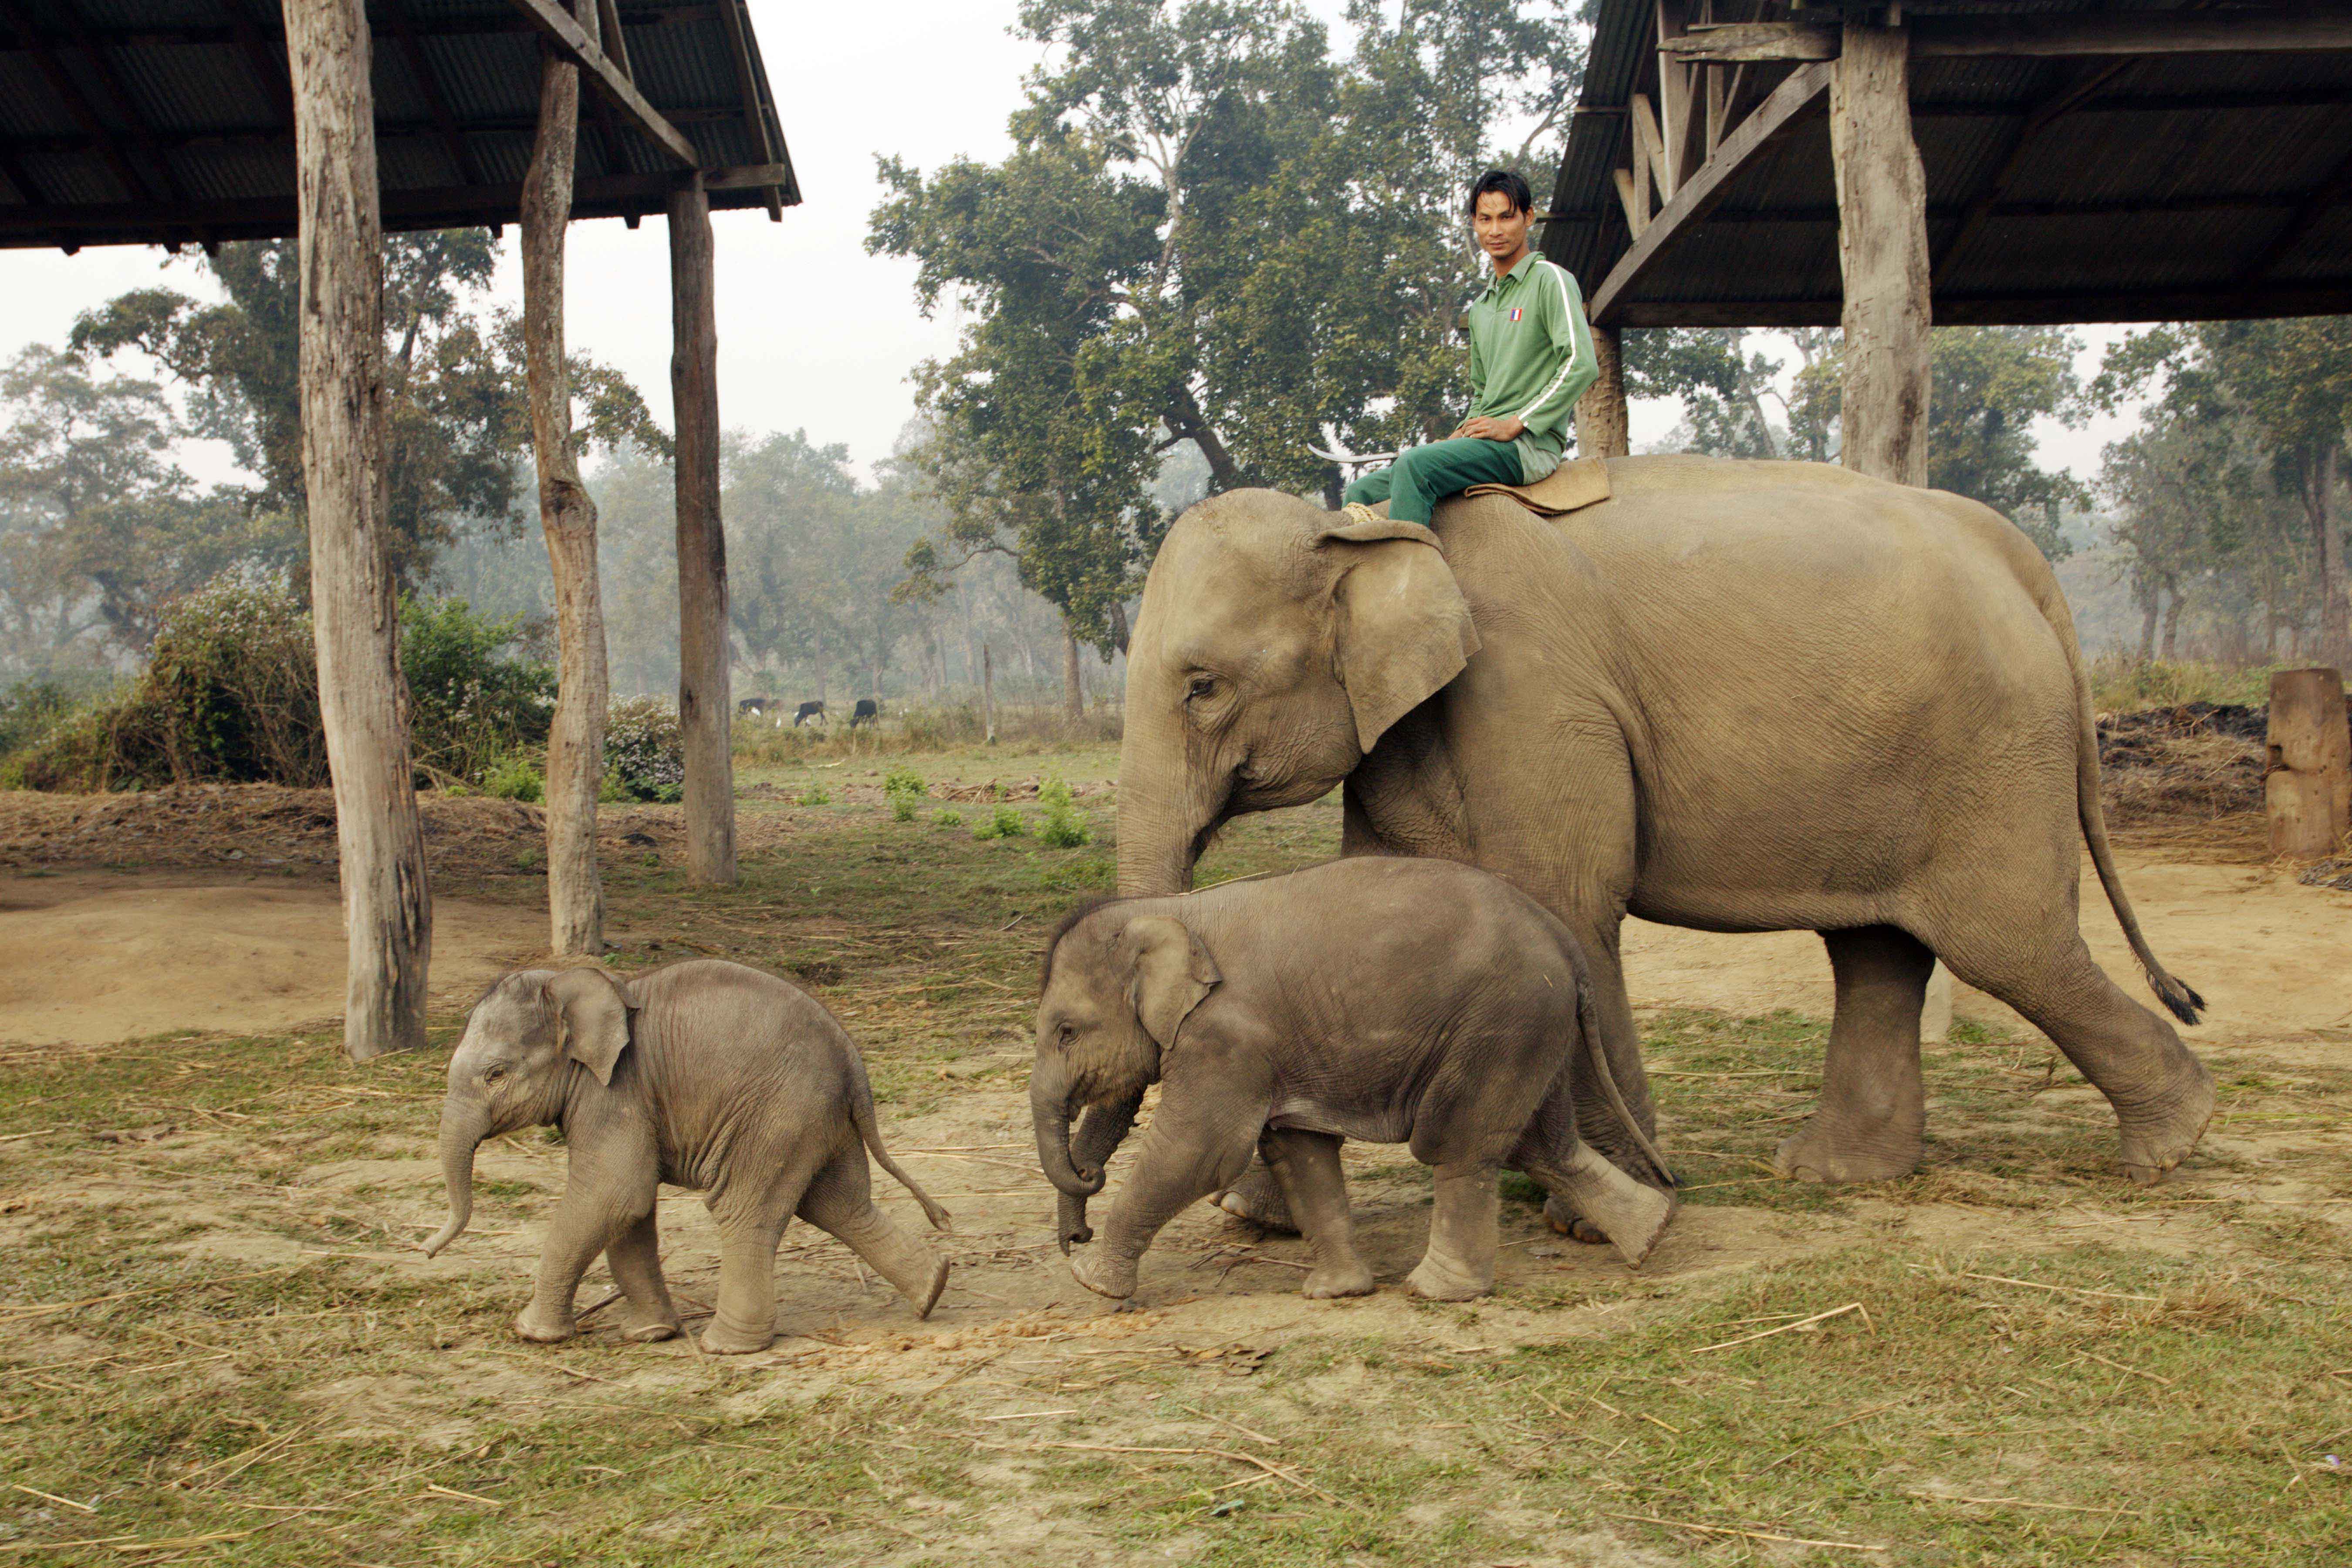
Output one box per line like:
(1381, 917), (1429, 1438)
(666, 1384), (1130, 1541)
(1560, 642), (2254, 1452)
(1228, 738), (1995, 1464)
(544, 969), (632, 1086)
(1118, 916), (1222, 1048)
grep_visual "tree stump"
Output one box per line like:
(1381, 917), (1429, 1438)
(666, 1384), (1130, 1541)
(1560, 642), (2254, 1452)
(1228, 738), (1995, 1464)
(2267, 667), (2350, 858)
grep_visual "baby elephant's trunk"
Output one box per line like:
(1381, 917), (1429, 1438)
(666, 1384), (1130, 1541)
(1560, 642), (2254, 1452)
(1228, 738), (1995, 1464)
(420, 1102), (483, 1257)
(1031, 1073), (1105, 1198)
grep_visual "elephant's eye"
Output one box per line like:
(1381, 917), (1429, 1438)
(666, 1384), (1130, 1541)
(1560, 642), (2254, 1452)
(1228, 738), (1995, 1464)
(1185, 673), (1216, 702)
(483, 1064), (507, 1083)
(1056, 1022), (1076, 1046)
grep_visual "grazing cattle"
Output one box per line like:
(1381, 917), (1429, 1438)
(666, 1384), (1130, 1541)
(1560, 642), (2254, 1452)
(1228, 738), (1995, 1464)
(738, 696), (777, 719)
(794, 700), (828, 727)
(851, 698), (881, 728)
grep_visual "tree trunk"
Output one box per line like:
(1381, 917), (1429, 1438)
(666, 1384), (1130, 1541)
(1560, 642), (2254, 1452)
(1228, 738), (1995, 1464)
(1063, 624), (1084, 722)
(521, 0), (606, 956)
(1574, 324), (1630, 458)
(2266, 666), (2351, 857)
(982, 644), (997, 744)
(669, 178), (734, 884)
(286, 0), (431, 1061)
(1168, 383), (1240, 491)
(2138, 591), (2160, 661)
(2160, 587), (2184, 659)
(1831, 21), (1931, 487)
(2309, 446), (2349, 664)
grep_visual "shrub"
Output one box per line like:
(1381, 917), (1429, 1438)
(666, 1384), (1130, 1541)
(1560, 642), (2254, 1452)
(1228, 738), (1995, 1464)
(973, 803), (1027, 841)
(934, 808), (964, 828)
(400, 599), (556, 786)
(480, 752), (544, 803)
(603, 696), (685, 803)
(883, 763), (926, 822)
(1036, 773), (1091, 847)
(798, 784), (832, 807)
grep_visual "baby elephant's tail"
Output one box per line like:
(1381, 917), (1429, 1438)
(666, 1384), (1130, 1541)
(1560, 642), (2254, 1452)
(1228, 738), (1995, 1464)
(847, 1051), (953, 1232)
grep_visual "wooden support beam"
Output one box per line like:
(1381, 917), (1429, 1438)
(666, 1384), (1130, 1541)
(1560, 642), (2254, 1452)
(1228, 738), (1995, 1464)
(1630, 93), (1673, 200)
(380, 0), (485, 186)
(1612, 166), (1647, 238)
(1591, 61), (1832, 323)
(523, 0), (609, 955)
(1933, 60), (2135, 281)
(669, 178), (737, 885)
(1668, 12), (2352, 63)
(1831, 22), (1930, 487)
(1574, 324), (1629, 459)
(502, 0), (700, 166)
(283, 0), (432, 1061)
(1605, 283), (2352, 328)
(2243, 139), (2352, 283)
(216, 0), (295, 128)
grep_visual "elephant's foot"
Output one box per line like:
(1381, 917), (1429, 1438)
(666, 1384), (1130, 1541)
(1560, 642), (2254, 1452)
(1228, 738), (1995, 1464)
(2113, 1065), (2216, 1186)
(1543, 1195), (1608, 1245)
(1301, 1260), (1375, 1300)
(1405, 1253), (1491, 1302)
(1772, 1114), (1923, 1185)
(699, 1317), (775, 1355)
(912, 1257), (950, 1319)
(1213, 1167), (1297, 1233)
(618, 1307), (679, 1344)
(1068, 1249), (1135, 1301)
(512, 1306), (576, 1344)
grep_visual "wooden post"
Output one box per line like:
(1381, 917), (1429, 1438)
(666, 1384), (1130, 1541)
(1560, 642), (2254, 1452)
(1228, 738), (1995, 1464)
(1575, 324), (1630, 459)
(669, 176), (736, 884)
(522, 0), (608, 955)
(2267, 667), (2351, 858)
(1831, 20), (1931, 485)
(982, 644), (997, 745)
(284, 0), (431, 1060)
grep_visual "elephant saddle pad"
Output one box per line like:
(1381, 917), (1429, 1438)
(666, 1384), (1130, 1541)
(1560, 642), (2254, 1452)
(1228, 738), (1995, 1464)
(1462, 454), (1611, 516)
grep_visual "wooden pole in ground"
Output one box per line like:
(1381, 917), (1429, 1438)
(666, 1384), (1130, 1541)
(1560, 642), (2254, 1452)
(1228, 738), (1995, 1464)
(1575, 324), (1629, 458)
(2267, 667), (2350, 858)
(669, 175), (736, 884)
(983, 644), (997, 745)
(521, 0), (608, 955)
(1831, 20), (1930, 485)
(1830, 17), (1947, 1037)
(284, 0), (431, 1061)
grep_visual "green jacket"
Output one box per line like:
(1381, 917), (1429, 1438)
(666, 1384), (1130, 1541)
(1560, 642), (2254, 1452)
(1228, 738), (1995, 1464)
(1467, 251), (1600, 482)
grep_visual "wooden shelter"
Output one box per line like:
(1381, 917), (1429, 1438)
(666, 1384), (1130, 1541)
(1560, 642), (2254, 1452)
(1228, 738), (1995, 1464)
(1550, 1), (2352, 470)
(1, 0), (797, 1057)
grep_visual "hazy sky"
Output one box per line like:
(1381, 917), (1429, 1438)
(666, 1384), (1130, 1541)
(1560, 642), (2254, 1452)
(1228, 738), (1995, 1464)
(0, 1), (2139, 492)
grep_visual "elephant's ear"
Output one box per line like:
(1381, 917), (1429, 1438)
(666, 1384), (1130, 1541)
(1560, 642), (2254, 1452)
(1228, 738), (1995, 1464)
(1317, 515), (1481, 754)
(1118, 916), (1222, 1049)
(544, 969), (632, 1087)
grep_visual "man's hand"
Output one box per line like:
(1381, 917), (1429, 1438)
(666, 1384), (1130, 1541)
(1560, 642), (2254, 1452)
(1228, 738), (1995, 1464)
(1450, 415), (1524, 443)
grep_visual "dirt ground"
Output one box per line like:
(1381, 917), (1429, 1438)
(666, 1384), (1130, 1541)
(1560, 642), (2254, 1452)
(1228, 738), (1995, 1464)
(1, 760), (2347, 1565)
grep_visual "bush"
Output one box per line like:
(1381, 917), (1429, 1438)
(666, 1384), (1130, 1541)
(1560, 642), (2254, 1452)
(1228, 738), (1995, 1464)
(603, 697), (685, 803)
(973, 803), (1027, 841)
(934, 808), (964, 828)
(798, 784), (832, 807)
(1037, 774), (1091, 847)
(401, 599), (556, 786)
(480, 752), (544, 803)
(884, 764), (926, 822)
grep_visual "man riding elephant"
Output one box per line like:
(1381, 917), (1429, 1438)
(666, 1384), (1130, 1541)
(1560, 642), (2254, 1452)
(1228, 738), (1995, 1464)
(1342, 168), (1599, 528)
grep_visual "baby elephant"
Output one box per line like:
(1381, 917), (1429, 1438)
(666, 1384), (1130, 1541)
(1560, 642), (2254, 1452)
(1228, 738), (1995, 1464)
(1033, 858), (1675, 1303)
(423, 959), (950, 1352)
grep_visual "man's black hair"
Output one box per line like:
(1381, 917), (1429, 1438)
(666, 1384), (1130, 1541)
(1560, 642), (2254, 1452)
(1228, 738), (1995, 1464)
(1467, 168), (1533, 217)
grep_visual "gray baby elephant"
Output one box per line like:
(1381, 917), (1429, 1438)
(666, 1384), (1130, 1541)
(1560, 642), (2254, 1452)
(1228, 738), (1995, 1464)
(423, 958), (950, 1353)
(1032, 858), (1675, 1303)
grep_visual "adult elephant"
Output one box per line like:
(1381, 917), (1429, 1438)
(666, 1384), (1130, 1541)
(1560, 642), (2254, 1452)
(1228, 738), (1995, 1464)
(1084, 455), (2212, 1237)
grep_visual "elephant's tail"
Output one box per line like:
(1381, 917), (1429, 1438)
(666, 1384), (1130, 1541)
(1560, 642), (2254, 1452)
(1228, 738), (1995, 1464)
(1575, 977), (1676, 1188)
(846, 1050), (954, 1231)
(2049, 589), (2206, 1026)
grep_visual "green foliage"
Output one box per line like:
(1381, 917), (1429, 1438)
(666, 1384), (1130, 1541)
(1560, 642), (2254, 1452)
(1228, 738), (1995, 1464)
(397, 598), (555, 786)
(885, 763), (927, 822)
(603, 697), (685, 803)
(2088, 656), (2285, 712)
(479, 752), (544, 803)
(1036, 773), (1091, 846)
(934, 808), (966, 828)
(799, 784), (833, 807)
(972, 803), (1028, 840)
(0, 677), (92, 760)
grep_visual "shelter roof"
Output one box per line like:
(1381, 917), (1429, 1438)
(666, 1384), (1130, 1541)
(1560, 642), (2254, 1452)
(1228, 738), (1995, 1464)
(0, 0), (798, 252)
(1543, 2), (2352, 326)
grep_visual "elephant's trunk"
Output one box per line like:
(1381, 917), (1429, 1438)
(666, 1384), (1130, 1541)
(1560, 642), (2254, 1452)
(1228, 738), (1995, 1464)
(1031, 1073), (1104, 1199)
(420, 1101), (485, 1257)
(1114, 760), (1215, 897)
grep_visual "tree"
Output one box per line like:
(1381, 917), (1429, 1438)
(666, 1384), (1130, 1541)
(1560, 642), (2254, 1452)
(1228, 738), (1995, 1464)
(71, 232), (662, 590)
(0, 345), (271, 674)
(2099, 318), (2352, 662)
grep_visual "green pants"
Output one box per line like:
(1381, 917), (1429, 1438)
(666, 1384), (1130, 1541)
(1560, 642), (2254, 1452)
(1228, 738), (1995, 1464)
(1342, 438), (1524, 525)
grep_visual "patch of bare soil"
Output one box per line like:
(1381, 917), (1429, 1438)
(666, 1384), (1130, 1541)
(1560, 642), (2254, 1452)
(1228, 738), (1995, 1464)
(0, 782), (799, 879)
(0, 872), (547, 1045)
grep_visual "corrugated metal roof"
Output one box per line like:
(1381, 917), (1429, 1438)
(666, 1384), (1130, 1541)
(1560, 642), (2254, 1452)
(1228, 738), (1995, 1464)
(1544, 0), (2352, 325)
(0, 0), (798, 251)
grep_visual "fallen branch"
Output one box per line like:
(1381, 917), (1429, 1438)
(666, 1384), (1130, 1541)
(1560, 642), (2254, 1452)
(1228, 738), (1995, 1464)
(1606, 1511), (1886, 1551)
(422, 1483), (507, 1508)
(1690, 1301), (1871, 1354)
(9, 1484), (93, 1513)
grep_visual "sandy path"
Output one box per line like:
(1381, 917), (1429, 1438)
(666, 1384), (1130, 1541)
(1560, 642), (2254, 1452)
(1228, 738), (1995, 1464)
(0, 872), (546, 1045)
